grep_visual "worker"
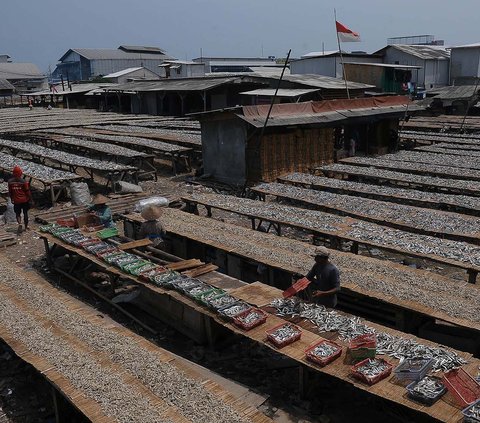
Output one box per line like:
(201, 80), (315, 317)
(88, 194), (114, 228)
(305, 246), (340, 308)
(8, 166), (32, 232)
(138, 205), (165, 247)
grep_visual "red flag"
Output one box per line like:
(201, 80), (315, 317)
(336, 21), (361, 42)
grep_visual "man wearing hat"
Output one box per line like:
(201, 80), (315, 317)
(305, 246), (340, 308)
(138, 205), (165, 247)
(88, 194), (114, 228)
(8, 166), (32, 232)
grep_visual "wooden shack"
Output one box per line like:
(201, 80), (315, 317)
(197, 96), (420, 186)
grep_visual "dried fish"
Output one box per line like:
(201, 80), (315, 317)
(269, 297), (467, 372)
(253, 182), (480, 237)
(0, 152), (78, 183)
(315, 163), (479, 194)
(410, 376), (445, 399)
(281, 172), (480, 212)
(355, 359), (389, 377)
(0, 138), (134, 172)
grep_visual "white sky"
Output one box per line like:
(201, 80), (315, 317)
(1, 0), (478, 72)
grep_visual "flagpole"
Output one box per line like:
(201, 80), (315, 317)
(334, 9), (350, 100)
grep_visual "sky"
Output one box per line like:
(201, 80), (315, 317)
(1, 0), (479, 73)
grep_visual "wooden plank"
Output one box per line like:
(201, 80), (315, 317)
(118, 238), (152, 250)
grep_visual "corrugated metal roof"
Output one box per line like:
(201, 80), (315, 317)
(0, 79), (14, 90)
(0, 63), (44, 80)
(430, 85), (480, 101)
(104, 67), (143, 78)
(299, 51), (381, 59)
(451, 42), (480, 49)
(29, 83), (114, 96)
(106, 77), (238, 93)
(239, 104), (423, 128)
(281, 74), (374, 90)
(59, 48), (173, 62)
(344, 62), (422, 69)
(118, 45), (166, 54)
(240, 88), (320, 97)
(376, 44), (450, 60)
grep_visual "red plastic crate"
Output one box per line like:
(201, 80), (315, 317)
(56, 218), (76, 227)
(233, 308), (268, 331)
(443, 368), (480, 408)
(349, 333), (376, 350)
(266, 323), (302, 348)
(305, 340), (342, 367)
(282, 277), (311, 298)
(351, 358), (393, 386)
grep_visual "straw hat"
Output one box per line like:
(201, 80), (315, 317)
(91, 194), (109, 205)
(311, 246), (330, 258)
(141, 205), (163, 221)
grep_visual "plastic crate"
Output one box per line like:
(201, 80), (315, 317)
(129, 262), (158, 276)
(351, 358), (393, 386)
(151, 271), (181, 287)
(406, 376), (446, 406)
(394, 358), (433, 382)
(120, 259), (149, 273)
(208, 294), (237, 311)
(233, 308), (268, 331)
(219, 302), (251, 320)
(305, 340), (342, 367)
(172, 277), (203, 293)
(56, 217), (76, 227)
(196, 288), (226, 306)
(266, 323), (302, 348)
(139, 266), (167, 281)
(96, 227), (119, 239)
(443, 368), (480, 408)
(462, 398), (480, 422)
(350, 333), (376, 349)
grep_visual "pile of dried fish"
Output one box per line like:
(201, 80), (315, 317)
(186, 192), (480, 268)
(0, 152), (78, 182)
(309, 342), (340, 359)
(341, 156), (480, 180)
(88, 124), (201, 143)
(400, 130), (480, 144)
(280, 172), (480, 212)
(0, 139), (134, 172)
(45, 128), (193, 152)
(253, 182), (480, 238)
(409, 376), (445, 399)
(355, 359), (390, 377)
(161, 208), (480, 324)
(220, 302), (251, 318)
(267, 323), (301, 346)
(384, 150), (480, 171)
(317, 163), (480, 193)
(418, 144), (480, 157)
(464, 401), (480, 421)
(347, 221), (480, 268)
(52, 136), (148, 158)
(0, 108), (156, 134)
(0, 254), (251, 423)
(269, 297), (467, 372)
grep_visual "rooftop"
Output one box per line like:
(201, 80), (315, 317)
(240, 88), (320, 97)
(451, 42), (480, 49)
(376, 44), (450, 60)
(0, 63), (44, 80)
(344, 62), (422, 69)
(104, 67), (145, 78)
(0, 79), (14, 90)
(59, 47), (173, 62)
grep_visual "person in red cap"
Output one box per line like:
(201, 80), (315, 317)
(8, 166), (32, 232)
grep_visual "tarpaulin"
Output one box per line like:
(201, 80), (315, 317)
(242, 96), (411, 119)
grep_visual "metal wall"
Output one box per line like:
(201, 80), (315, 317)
(383, 49), (449, 88)
(201, 118), (248, 185)
(450, 47), (480, 83)
(291, 56), (381, 78)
